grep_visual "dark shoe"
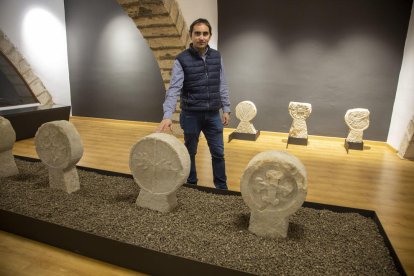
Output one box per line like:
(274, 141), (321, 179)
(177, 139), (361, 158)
(215, 184), (228, 190)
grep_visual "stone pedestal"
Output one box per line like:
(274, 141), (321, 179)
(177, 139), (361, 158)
(344, 140), (364, 151)
(130, 133), (190, 213)
(229, 101), (260, 142)
(171, 110), (184, 137)
(287, 102), (311, 147)
(35, 121), (84, 193)
(48, 167), (81, 194)
(0, 116), (19, 177)
(287, 136), (308, 147)
(249, 209), (289, 238)
(240, 150), (307, 238)
(136, 189), (178, 212)
(228, 131), (261, 142)
(0, 149), (19, 178)
(344, 108), (370, 152)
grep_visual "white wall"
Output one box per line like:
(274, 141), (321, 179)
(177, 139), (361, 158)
(387, 6), (414, 149)
(0, 0), (71, 107)
(176, 0), (218, 50)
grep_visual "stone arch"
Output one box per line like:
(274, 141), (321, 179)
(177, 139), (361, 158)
(0, 29), (53, 106)
(117, 0), (190, 134)
(117, 0), (190, 89)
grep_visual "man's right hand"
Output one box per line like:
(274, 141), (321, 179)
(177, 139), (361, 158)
(156, 118), (173, 133)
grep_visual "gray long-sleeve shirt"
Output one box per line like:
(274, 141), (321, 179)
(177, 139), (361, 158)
(162, 51), (231, 119)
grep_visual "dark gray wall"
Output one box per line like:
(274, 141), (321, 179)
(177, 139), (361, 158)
(0, 70), (20, 107)
(0, 54), (38, 107)
(218, 0), (412, 140)
(64, 0), (165, 122)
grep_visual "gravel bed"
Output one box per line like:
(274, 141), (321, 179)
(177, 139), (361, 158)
(0, 159), (399, 275)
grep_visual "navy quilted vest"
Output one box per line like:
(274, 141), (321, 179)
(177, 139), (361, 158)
(176, 46), (222, 111)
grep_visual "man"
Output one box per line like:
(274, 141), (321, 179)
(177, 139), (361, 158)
(157, 18), (231, 190)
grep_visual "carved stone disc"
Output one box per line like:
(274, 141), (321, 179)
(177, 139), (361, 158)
(241, 150), (307, 216)
(236, 101), (257, 122)
(35, 121), (83, 169)
(288, 102), (312, 120)
(345, 108), (370, 131)
(129, 133), (190, 194)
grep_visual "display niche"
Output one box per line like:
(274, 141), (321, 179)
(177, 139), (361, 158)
(0, 52), (39, 108)
(0, 48), (70, 141)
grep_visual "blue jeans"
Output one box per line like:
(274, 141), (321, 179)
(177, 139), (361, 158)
(180, 110), (228, 190)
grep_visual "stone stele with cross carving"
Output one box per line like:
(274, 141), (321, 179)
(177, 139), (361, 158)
(241, 150), (308, 238)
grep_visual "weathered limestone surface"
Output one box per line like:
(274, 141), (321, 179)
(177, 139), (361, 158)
(0, 117), (19, 177)
(235, 101), (258, 134)
(288, 102), (312, 139)
(35, 121), (84, 193)
(129, 133), (190, 212)
(398, 117), (414, 160)
(240, 150), (307, 238)
(0, 29), (53, 105)
(170, 111), (183, 136)
(345, 108), (370, 143)
(116, 0), (189, 136)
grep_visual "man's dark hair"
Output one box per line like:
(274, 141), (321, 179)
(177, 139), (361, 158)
(189, 18), (212, 35)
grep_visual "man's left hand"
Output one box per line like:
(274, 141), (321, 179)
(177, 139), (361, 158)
(222, 112), (230, 126)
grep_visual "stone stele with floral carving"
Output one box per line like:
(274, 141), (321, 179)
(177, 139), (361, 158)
(129, 133), (190, 213)
(235, 101), (258, 134)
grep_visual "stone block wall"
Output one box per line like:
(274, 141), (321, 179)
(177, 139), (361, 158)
(117, 0), (189, 134)
(398, 117), (414, 160)
(117, 0), (190, 90)
(0, 29), (53, 106)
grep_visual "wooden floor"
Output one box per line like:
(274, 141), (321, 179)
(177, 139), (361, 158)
(2, 116), (414, 275)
